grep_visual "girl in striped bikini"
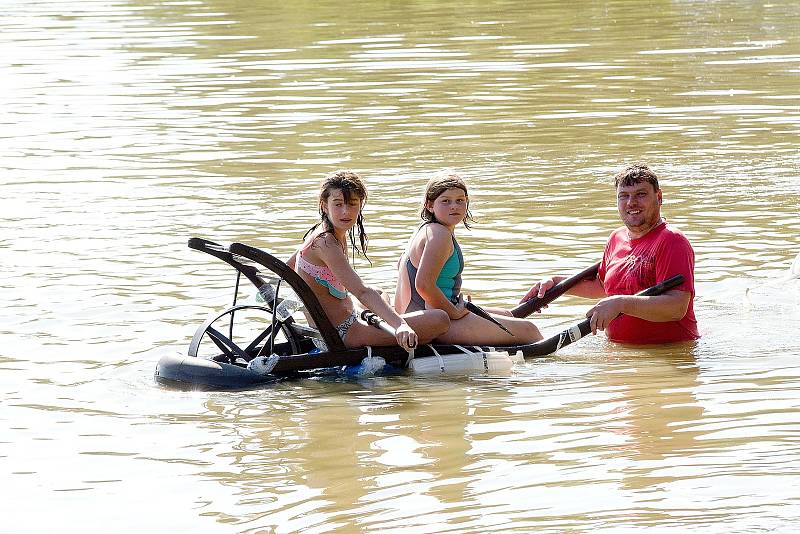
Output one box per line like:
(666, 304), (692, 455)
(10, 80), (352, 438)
(288, 171), (449, 350)
(394, 171), (542, 345)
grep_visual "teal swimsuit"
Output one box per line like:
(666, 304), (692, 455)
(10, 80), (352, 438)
(404, 223), (464, 312)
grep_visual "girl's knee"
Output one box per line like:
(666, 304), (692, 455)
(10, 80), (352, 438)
(421, 310), (450, 341)
(522, 321), (542, 342)
(431, 309), (449, 330)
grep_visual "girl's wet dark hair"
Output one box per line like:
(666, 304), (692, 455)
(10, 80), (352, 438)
(304, 170), (370, 262)
(420, 170), (474, 229)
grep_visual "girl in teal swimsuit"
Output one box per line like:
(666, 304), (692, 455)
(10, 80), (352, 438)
(394, 171), (542, 345)
(288, 171), (448, 350)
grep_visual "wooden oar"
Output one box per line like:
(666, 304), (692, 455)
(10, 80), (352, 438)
(511, 262), (600, 318)
(464, 301), (514, 336)
(518, 274), (684, 357)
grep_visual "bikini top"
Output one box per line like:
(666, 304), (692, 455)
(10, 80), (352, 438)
(296, 235), (349, 300)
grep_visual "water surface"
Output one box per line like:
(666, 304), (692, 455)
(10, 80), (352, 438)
(2, 0), (800, 532)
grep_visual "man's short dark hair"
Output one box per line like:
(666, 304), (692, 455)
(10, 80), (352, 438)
(614, 163), (660, 191)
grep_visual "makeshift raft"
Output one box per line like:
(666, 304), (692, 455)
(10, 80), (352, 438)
(154, 238), (681, 390)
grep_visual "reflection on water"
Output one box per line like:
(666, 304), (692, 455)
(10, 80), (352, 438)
(2, 0), (800, 531)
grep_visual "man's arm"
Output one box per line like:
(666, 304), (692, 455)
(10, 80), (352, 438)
(585, 289), (691, 335)
(569, 277), (608, 299)
(521, 276), (607, 304)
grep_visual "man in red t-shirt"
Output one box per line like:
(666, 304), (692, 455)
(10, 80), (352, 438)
(521, 163), (699, 344)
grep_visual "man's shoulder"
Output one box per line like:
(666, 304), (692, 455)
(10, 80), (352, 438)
(661, 222), (694, 247)
(607, 226), (629, 243)
(608, 226), (627, 237)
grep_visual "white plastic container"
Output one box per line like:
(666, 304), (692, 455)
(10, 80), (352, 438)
(409, 346), (517, 376)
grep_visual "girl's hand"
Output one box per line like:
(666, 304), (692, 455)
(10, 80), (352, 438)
(394, 322), (418, 350)
(452, 295), (470, 320)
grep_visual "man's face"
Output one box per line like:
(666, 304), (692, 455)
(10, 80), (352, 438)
(616, 181), (662, 238)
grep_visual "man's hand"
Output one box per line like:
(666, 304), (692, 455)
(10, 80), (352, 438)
(519, 277), (559, 309)
(585, 295), (627, 334)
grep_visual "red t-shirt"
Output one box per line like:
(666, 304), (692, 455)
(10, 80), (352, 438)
(598, 220), (699, 344)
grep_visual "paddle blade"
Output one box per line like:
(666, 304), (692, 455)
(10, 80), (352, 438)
(464, 301), (514, 336)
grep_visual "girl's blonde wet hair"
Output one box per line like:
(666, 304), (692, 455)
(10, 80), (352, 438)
(420, 170), (474, 229)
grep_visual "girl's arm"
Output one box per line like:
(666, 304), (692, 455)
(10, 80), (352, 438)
(415, 225), (469, 320)
(315, 235), (418, 348)
(286, 251), (297, 270)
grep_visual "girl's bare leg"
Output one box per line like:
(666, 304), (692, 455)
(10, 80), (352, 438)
(434, 312), (541, 346)
(343, 309), (449, 348)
